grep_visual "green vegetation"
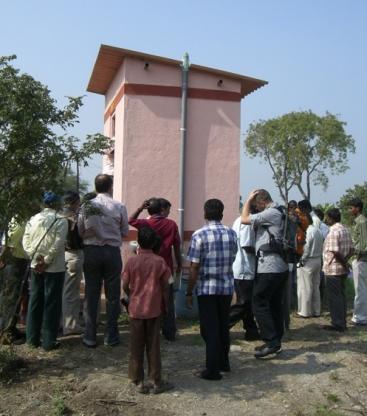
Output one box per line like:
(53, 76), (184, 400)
(326, 394), (340, 404)
(313, 404), (342, 416)
(0, 346), (26, 384)
(49, 389), (68, 416)
(329, 372), (340, 382)
(245, 111), (355, 202)
(0, 55), (110, 232)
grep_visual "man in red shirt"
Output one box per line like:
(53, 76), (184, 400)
(129, 198), (182, 341)
(123, 227), (173, 394)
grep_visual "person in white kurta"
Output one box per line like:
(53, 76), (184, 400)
(297, 218), (324, 317)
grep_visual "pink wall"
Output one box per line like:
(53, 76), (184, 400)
(104, 57), (241, 234)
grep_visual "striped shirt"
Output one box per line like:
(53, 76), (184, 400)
(187, 221), (237, 296)
(323, 222), (353, 276)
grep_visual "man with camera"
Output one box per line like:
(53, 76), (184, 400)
(241, 189), (288, 358)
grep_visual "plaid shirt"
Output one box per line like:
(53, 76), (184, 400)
(187, 221), (237, 296)
(323, 222), (353, 276)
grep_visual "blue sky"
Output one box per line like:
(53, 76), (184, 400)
(1, 0), (366, 205)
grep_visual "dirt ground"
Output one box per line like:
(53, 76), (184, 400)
(1, 311), (367, 416)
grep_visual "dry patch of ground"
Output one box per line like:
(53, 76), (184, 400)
(1, 312), (367, 416)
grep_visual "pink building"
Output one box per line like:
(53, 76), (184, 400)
(87, 44), (267, 243)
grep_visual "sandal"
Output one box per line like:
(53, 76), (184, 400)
(152, 381), (174, 394)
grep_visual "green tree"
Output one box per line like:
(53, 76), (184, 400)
(56, 168), (89, 195)
(0, 55), (110, 231)
(338, 182), (367, 225)
(245, 111), (355, 203)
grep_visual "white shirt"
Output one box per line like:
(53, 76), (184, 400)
(23, 208), (68, 273)
(232, 217), (256, 280)
(78, 193), (129, 247)
(301, 224), (324, 261)
(319, 221), (329, 240)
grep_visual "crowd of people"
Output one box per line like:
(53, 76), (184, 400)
(0, 175), (366, 394)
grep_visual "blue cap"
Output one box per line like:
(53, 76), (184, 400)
(43, 191), (60, 205)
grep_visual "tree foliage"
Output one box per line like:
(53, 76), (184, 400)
(0, 55), (110, 230)
(245, 111), (355, 202)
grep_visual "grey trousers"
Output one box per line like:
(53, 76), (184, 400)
(325, 274), (347, 329)
(297, 257), (321, 317)
(352, 260), (367, 324)
(83, 245), (122, 346)
(62, 250), (84, 334)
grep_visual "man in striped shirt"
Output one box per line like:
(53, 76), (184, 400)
(322, 208), (353, 332)
(186, 199), (237, 380)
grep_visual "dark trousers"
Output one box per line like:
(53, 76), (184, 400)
(325, 274), (347, 329)
(26, 270), (64, 350)
(198, 295), (232, 376)
(129, 317), (161, 384)
(0, 256), (29, 336)
(83, 245), (122, 346)
(229, 280), (258, 335)
(253, 271), (288, 348)
(162, 284), (176, 340)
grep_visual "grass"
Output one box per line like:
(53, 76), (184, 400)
(313, 404), (342, 416)
(49, 390), (68, 416)
(0, 346), (27, 384)
(326, 393), (340, 403)
(329, 372), (340, 382)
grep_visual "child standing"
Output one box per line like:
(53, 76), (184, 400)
(122, 227), (173, 394)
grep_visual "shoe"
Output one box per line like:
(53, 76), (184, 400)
(12, 337), (26, 346)
(322, 325), (345, 332)
(195, 370), (222, 381)
(220, 364), (231, 372)
(104, 340), (120, 347)
(152, 381), (174, 394)
(255, 343), (267, 351)
(254, 345), (282, 359)
(82, 340), (97, 348)
(136, 383), (149, 394)
(43, 341), (61, 351)
(163, 335), (176, 342)
(350, 320), (367, 326)
(295, 314), (310, 319)
(63, 328), (83, 336)
(244, 332), (261, 341)
(27, 342), (40, 349)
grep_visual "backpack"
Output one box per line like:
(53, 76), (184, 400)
(258, 206), (297, 263)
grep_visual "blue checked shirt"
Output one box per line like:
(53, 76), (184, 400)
(187, 221), (238, 296)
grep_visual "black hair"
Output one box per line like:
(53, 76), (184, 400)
(137, 227), (158, 250)
(313, 207), (324, 221)
(288, 200), (297, 209)
(349, 198), (363, 212)
(204, 199), (224, 221)
(326, 208), (341, 223)
(147, 198), (161, 215)
(159, 198), (171, 210)
(95, 174), (113, 194)
(298, 199), (312, 212)
(63, 190), (80, 206)
(82, 192), (97, 202)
